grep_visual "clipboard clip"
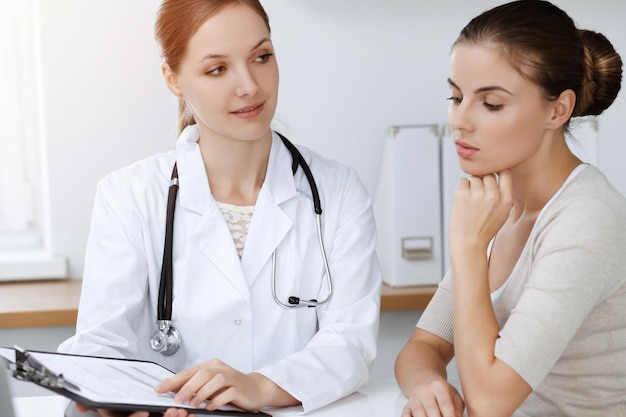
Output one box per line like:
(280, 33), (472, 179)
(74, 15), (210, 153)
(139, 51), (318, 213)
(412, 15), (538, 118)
(10, 346), (80, 391)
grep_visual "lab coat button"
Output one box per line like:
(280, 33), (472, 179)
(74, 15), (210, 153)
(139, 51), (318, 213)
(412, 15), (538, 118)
(234, 319), (242, 326)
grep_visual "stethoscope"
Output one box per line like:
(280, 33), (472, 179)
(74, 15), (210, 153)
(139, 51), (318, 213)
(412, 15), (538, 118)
(149, 133), (333, 356)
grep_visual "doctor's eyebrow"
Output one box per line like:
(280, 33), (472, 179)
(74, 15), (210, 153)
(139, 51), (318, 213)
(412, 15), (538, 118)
(197, 38), (273, 63)
(447, 78), (513, 95)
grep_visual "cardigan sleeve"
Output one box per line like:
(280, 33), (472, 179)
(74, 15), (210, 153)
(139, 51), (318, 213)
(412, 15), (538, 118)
(416, 268), (455, 344)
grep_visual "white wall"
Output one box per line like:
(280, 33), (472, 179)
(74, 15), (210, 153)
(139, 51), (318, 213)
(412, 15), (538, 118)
(39, 1), (177, 278)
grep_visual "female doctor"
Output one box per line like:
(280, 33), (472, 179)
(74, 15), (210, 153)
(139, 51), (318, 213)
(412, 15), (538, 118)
(58, 0), (381, 415)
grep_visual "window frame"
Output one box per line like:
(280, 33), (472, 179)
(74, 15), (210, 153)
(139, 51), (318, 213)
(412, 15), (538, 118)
(0, 0), (67, 281)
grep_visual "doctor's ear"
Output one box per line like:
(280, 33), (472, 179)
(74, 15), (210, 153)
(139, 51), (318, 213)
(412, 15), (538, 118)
(162, 62), (183, 98)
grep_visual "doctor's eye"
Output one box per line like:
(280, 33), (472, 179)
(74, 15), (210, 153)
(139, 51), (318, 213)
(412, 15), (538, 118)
(206, 65), (227, 76)
(255, 53), (274, 63)
(446, 96), (462, 105)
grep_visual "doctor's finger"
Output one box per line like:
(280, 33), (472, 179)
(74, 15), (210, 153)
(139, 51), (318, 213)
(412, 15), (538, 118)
(173, 369), (223, 406)
(205, 386), (251, 412)
(187, 367), (238, 408)
(155, 364), (208, 395)
(191, 371), (239, 408)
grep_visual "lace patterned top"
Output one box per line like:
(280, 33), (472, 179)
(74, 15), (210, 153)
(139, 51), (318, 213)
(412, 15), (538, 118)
(216, 201), (254, 259)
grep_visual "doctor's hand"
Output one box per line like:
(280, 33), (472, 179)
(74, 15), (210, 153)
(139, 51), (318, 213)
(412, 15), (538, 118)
(154, 359), (298, 412)
(401, 379), (464, 417)
(448, 170), (513, 257)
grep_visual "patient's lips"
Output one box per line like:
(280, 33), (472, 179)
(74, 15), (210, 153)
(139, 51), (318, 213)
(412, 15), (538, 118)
(455, 140), (478, 158)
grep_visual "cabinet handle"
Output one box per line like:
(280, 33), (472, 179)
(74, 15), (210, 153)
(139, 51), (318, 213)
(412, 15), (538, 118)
(401, 236), (433, 260)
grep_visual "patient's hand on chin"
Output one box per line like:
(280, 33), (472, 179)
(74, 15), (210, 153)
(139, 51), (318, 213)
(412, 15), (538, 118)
(74, 403), (191, 417)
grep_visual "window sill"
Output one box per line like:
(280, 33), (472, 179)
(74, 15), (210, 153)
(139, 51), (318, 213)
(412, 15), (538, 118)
(0, 251), (67, 282)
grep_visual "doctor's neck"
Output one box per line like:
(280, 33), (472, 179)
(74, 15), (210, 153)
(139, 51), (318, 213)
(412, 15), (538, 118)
(198, 130), (272, 206)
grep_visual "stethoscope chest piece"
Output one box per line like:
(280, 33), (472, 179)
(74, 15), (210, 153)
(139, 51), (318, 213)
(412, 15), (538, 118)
(149, 319), (182, 356)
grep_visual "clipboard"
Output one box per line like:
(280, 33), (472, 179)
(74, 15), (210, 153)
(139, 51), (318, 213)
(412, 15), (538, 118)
(1, 346), (269, 416)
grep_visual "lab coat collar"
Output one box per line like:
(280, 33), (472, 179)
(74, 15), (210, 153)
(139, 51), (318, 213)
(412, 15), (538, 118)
(173, 126), (298, 212)
(172, 126), (298, 293)
(241, 131), (297, 283)
(263, 131), (299, 205)
(174, 125), (210, 214)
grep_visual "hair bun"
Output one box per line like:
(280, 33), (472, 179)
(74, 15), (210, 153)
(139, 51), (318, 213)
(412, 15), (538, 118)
(575, 29), (623, 117)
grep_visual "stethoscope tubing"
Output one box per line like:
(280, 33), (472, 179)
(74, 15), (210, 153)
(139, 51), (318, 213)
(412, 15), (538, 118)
(157, 166), (179, 322)
(152, 133), (333, 355)
(271, 213), (333, 308)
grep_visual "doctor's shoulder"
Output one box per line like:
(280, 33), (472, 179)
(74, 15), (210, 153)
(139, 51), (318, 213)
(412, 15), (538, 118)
(93, 150), (176, 208)
(294, 144), (371, 205)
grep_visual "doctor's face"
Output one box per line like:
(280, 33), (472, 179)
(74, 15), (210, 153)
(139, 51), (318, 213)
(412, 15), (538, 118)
(447, 44), (554, 177)
(164, 3), (279, 143)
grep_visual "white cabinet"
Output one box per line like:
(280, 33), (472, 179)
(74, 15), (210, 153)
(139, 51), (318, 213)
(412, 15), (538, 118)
(374, 125), (444, 286)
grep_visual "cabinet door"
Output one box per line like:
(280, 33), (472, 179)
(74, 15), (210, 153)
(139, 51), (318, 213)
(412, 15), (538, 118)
(374, 125), (443, 286)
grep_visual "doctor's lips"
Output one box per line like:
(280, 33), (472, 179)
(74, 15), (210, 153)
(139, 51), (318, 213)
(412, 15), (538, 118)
(231, 102), (265, 119)
(455, 139), (479, 158)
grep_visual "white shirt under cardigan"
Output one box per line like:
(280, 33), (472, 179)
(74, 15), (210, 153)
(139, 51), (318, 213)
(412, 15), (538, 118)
(418, 165), (626, 416)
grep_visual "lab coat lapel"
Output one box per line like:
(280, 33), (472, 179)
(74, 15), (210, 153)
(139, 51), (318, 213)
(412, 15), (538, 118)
(189, 208), (251, 304)
(241, 133), (297, 285)
(175, 126), (251, 304)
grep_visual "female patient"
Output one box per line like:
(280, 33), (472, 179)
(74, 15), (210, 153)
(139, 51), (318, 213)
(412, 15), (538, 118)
(395, 1), (625, 416)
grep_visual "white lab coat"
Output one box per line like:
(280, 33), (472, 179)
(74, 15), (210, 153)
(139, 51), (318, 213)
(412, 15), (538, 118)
(59, 126), (381, 412)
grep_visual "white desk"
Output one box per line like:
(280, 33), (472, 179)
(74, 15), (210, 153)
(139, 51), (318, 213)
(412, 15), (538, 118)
(14, 379), (408, 417)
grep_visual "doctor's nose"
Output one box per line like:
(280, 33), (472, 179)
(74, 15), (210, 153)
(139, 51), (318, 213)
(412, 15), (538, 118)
(234, 66), (259, 97)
